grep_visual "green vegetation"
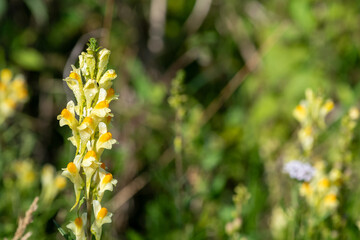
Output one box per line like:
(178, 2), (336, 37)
(1, 0), (360, 239)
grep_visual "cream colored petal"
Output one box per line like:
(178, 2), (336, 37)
(96, 49), (110, 81)
(101, 213), (113, 225)
(84, 79), (98, 108)
(98, 88), (107, 102)
(68, 136), (77, 147)
(67, 101), (76, 114)
(93, 200), (101, 217)
(96, 139), (117, 152)
(64, 77), (83, 106)
(91, 108), (111, 118)
(99, 69), (116, 89)
(91, 222), (102, 240)
(98, 122), (107, 135)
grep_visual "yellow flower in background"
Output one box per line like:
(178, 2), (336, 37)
(318, 178), (330, 191)
(293, 89), (335, 153)
(41, 164), (67, 204)
(293, 104), (307, 122)
(349, 107), (359, 120)
(0, 68), (28, 124)
(13, 160), (36, 190)
(324, 193), (338, 209)
(299, 163), (341, 216)
(300, 182), (312, 197)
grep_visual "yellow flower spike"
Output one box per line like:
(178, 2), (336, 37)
(1, 68), (12, 83)
(59, 39), (118, 238)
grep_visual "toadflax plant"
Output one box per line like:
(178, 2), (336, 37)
(58, 38), (118, 240)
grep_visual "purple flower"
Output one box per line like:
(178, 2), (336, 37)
(283, 160), (315, 182)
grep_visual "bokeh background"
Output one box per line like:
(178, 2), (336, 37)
(1, 0), (360, 239)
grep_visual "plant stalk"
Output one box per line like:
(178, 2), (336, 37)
(86, 195), (92, 240)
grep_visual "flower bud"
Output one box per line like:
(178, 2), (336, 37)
(80, 52), (96, 79)
(96, 49), (111, 81)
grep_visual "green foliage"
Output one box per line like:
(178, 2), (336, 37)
(2, 0), (360, 239)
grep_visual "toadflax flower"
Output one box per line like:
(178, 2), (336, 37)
(97, 168), (118, 201)
(67, 213), (87, 240)
(91, 200), (113, 240)
(58, 38), (118, 239)
(283, 160), (316, 182)
(62, 158), (84, 210)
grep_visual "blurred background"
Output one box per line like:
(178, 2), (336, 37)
(1, 0), (360, 239)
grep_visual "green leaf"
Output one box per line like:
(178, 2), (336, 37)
(11, 48), (45, 71)
(24, 0), (48, 26)
(0, 0), (6, 19)
(53, 219), (73, 240)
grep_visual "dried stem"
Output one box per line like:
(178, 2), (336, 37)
(12, 197), (39, 240)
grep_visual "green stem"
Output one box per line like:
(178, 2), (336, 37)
(86, 195), (92, 240)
